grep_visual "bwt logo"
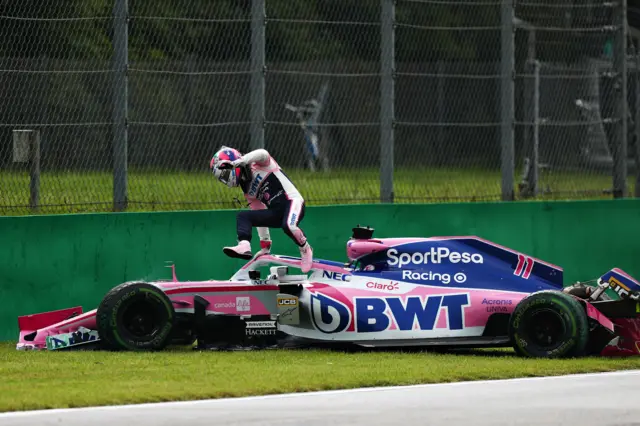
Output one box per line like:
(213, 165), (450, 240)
(310, 292), (470, 335)
(387, 247), (483, 268)
(248, 174), (264, 196)
(310, 293), (352, 334)
(354, 294), (470, 333)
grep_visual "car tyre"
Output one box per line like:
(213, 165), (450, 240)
(97, 281), (175, 351)
(508, 290), (589, 358)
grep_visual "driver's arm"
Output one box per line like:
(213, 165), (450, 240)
(239, 149), (271, 167)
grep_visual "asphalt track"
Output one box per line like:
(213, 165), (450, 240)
(1, 370), (640, 426)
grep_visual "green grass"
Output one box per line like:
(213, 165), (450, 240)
(1, 342), (640, 412)
(0, 166), (635, 216)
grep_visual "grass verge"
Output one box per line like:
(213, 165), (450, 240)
(2, 342), (640, 413)
(1, 167), (634, 216)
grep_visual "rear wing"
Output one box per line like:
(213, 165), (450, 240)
(598, 268), (640, 300)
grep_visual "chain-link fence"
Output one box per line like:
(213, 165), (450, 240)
(0, 0), (635, 215)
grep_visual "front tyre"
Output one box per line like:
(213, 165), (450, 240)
(508, 290), (589, 358)
(97, 282), (175, 351)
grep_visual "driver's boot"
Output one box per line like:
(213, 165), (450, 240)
(299, 242), (313, 273)
(223, 240), (253, 260)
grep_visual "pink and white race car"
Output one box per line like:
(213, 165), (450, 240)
(16, 226), (640, 358)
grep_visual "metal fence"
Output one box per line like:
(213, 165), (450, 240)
(0, 0), (635, 215)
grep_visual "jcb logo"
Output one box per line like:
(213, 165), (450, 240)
(278, 298), (297, 306)
(609, 277), (630, 298)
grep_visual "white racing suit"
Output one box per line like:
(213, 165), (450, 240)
(223, 149), (313, 272)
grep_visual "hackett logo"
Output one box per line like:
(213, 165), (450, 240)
(386, 247), (483, 268)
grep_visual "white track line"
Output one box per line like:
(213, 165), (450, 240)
(1, 369), (640, 417)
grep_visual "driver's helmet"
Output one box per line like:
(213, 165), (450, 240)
(210, 146), (243, 188)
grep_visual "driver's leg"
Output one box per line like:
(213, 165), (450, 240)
(224, 209), (281, 259)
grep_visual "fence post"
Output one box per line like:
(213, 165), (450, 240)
(12, 130), (40, 211)
(532, 60), (540, 197)
(113, 0), (128, 211)
(250, 0), (266, 151)
(380, 0), (395, 203)
(500, 0), (515, 201)
(634, 43), (640, 198)
(612, 0), (628, 198)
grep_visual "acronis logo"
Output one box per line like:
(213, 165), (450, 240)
(310, 293), (351, 334)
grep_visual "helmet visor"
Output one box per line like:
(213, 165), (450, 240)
(217, 168), (231, 184)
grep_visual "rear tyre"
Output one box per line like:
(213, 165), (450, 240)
(508, 290), (589, 358)
(97, 282), (175, 351)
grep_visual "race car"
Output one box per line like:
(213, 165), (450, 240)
(15, 226), (640, 358)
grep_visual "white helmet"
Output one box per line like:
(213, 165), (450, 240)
(209, 146), (243, 188)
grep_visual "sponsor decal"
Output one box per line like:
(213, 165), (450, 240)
(245, 321), (275, 328)
(514, 254), (534, 279)
(277, 294), (300, 324)
(482, 299), (513, 312)
(236, 296), (251, 312)
(608, 276), (631, 298)
(289, 213), (297, 226)
(214, 302), (236, 309)
(310, 293), (352, 334)
(354, 294), (470, 333)
(481, 298), (513, 305)
(366, 281), (400, 291)
(322, 271), (351, 281)
(363, 265), (375, 271)
(246, 329), (276, 336)
(245, 320), (277, 336)
(248, 174), (264, 196)
(387, 247), (483, 268)
(310, 292), (470, 334)
(401, 271), (467, 284)
(45, 327), (99, 351)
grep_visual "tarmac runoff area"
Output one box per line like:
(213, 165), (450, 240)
(1, 370), (640, 426)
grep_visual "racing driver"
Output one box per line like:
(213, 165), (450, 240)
(209, 146), (314, 273)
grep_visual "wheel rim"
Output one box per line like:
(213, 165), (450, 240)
(523, 308), (566, 349)
(120, 297), (163, 339)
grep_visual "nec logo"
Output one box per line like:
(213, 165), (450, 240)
(248, 174), (263, 196)
(322, 271), (350, 281)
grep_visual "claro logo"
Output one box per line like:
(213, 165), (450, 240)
(387, 247), (483, 268)
(366, 281), (400, 291)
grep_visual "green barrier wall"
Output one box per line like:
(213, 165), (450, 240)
(1, 199), (640, 342)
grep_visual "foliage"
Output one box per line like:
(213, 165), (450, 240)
(0, 0), (503, 62)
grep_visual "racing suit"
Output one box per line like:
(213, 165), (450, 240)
(237, 149), (308, 249)
(223, 148), (313, 272)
